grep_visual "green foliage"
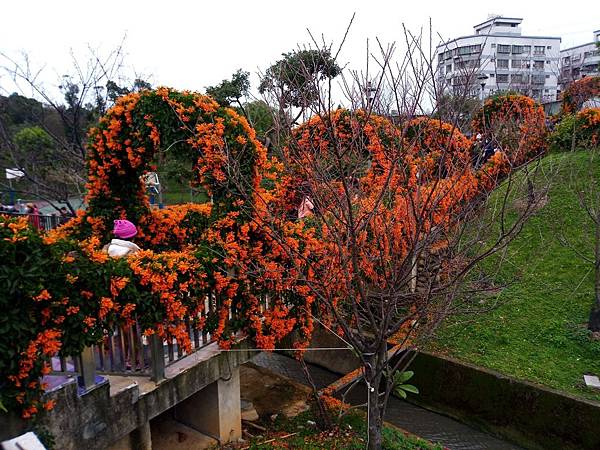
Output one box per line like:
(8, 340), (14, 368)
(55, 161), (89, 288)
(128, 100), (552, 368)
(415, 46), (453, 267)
(433, 93), (481, 133)
(13, 126), (56, 174)
(246, 409), (442, 449)
(549, 114), (579, 151)
(549, 109), (599, 152)
(0, 93), (44, 128)
(106, 79), (151, 104)
(259, 49), (341, 109)
(392, 370), (419, 399)
(14, 126), (53, 152)
(205, 69), (250, 107)
(242, 100), (276, 140)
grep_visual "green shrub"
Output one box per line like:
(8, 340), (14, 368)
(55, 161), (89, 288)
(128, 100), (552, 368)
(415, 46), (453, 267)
(549, 108), (600, 152)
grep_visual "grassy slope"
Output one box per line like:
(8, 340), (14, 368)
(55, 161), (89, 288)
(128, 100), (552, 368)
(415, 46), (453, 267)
(432, 150), (600, 402)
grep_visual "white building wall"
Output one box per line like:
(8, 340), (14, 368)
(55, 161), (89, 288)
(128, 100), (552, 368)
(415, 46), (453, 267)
(559, 30), (600, 89)
(436, 18), (561, 103)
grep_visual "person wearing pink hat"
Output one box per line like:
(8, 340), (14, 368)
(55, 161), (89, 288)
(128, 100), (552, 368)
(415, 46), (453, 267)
(105, 219), (141, 257)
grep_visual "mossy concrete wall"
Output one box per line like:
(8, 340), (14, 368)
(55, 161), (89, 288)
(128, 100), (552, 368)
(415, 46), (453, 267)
(0, 345), (250, 450)
(295, 325), (600, 450)
(408, 352), (600, 450)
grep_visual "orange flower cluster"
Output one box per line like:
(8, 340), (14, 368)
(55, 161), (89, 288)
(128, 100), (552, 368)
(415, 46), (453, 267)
(403, 117), (472, 182)
(128, 250), (206, 350)
(561, 76), (600, 115)
(2, 215), (30, 243)
(577, 107), (600, 146)
(472, 93), (547, 167)
(138, 203), (212, 250)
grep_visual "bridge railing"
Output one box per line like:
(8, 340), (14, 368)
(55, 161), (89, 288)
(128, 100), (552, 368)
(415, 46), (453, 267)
(48, 291), (268, 389)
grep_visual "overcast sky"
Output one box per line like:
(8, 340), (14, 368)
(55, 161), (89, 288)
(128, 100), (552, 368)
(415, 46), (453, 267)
(1, 0), (598, 101)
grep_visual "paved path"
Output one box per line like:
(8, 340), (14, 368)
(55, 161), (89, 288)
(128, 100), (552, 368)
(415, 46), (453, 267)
(251, 352), (523, 450)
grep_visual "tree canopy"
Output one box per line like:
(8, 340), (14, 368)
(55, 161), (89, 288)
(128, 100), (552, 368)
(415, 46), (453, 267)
(205, 69), (250, 107)
(259, 49), (341, 110)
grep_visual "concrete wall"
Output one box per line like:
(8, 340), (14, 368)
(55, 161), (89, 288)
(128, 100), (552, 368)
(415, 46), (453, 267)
(280, 323), (359, 375)
(407, 352), (600, 450)
(298, 326), (600, 450)
(175, 367), (241, 443)
(0, 346), (250, 450)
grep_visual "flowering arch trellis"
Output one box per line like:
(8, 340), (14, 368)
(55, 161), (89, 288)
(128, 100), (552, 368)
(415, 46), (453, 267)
(0, 90), (545, 420)
(1, 88), (317, 418)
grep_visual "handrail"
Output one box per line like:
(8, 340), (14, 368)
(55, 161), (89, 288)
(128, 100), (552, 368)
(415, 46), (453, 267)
(1, 211), (69, 230)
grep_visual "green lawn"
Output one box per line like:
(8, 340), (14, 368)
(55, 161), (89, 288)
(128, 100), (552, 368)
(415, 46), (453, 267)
(159, 177), (208, 205)
(431, 149), (600, 402)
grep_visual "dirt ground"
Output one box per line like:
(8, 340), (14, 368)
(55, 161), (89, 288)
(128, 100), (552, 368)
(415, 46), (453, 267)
(239, 362), (312, 419)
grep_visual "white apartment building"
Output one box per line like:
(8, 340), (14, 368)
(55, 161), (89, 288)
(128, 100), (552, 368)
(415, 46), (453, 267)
(436, 17), (561, 103)
(559, 30), (600, 89)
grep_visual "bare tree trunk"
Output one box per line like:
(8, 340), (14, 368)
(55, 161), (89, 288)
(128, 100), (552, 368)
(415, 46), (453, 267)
(589, 211), (600, 331)
(299, 355), (332, 430)
(366, 371), (383, 450)
(365, 345), (386, 450)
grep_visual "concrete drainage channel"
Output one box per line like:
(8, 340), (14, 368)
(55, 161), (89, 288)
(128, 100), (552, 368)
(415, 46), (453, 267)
(251, 352), (522, 450)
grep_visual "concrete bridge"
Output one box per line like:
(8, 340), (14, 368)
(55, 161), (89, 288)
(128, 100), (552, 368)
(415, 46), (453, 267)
(1, 331), (251, 450)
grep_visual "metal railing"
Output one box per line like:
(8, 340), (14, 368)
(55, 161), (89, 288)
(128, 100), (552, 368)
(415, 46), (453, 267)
(48, 291), (267, 389)
(1, 211), (68, 231)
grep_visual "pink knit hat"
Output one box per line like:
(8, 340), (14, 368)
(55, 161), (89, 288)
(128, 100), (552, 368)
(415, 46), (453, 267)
(113, 220), (137, 239)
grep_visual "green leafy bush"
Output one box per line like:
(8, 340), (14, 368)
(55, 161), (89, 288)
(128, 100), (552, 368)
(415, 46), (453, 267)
(550, 108), (600, 151)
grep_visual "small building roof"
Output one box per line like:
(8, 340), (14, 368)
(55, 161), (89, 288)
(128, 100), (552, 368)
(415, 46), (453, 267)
(474, 16), (523, 31)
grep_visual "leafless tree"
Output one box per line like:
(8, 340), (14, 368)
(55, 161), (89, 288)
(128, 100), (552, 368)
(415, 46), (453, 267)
(232, 23), (544, 450)
(0, 40), (149, 212)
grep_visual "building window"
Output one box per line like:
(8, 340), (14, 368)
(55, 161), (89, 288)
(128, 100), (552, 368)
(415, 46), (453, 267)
(534, 46), (545, 55)
(497, 74), (509, 83)
(446, 64), (452, 73)
(489, 73), (495, 77)
(496, 59), (509, 68)
(532, 75), (545, 84)
(512, 45), (523, 54)
(545, 74), (550, 78)
(546, 46), (552, 49)
(491, 43), (496, 48)
(533, 60), (544, 70)
(522, 45), (531, 54)
(497, 44), (511, 54)
(546, 60), (551, 64)
(511, 74), (523, 83)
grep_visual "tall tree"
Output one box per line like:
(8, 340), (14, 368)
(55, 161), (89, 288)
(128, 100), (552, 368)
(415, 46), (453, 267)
(0, 44), (151, 212)
(205, 69), (250, 108)
(235, 35), (542, 450)
(259, 49), (341, 123)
